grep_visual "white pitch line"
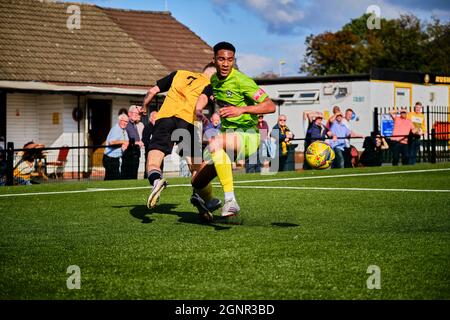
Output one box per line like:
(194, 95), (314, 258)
(0, 184), (191, 198)
(232, 168), (450, 184)
(233, 185), (450, 193)
(0, 168), (449, 198)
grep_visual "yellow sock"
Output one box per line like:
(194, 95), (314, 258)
(211, 149), (234, 193)
(196, 183), (213, 202)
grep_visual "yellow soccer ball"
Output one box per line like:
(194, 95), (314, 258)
(305, 141), (335, 169)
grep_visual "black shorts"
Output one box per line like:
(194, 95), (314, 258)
(148, 117), (202, 158)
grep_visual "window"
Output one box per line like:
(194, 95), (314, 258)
(278, 93), (295, 99)
(277, 90), (320, 104)
(299, 92), (317, 99)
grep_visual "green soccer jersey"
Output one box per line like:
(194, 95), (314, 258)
(209, 68), (268, 131)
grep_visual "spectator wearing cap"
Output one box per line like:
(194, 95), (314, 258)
(389, 107), (415, 166)
(303, 111), (334, 170)
(122, 105), (145, 179)
(329, 112), (351, 168)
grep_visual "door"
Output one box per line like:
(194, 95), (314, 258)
(88, 99), (111, 167)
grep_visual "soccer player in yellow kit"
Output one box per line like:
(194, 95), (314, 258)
(143, 63), (220, 213)
(191, 42), (276, 220)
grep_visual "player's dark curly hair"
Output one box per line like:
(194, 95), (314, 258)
(213, 42), (236, 55)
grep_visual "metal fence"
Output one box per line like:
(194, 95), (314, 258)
(1, 106), (449, 185)
(373, 106), (450, 163)
(1, 143), (108, 185)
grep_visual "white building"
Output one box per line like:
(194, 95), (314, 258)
(256, 68), (450, 150)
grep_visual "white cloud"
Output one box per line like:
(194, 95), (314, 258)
(237, 45), (304, 77)
(212, 0), (306, 34)
(236, 53), (275, 77)
(211, 0), (449, 36)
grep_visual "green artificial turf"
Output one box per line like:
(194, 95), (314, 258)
(0, 163), (449, 300)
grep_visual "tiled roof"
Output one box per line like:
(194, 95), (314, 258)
(104, 8), (213, 73)
(0, 0), (213, 88)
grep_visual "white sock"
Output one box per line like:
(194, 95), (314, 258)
(224, 192), (235, 202)
(153, 179), (160, 188)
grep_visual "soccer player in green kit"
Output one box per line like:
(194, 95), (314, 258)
(191, 42), (276, 220)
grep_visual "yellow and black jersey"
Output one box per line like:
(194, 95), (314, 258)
(155, 70), (210, 125)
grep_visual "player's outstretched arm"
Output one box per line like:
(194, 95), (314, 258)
(143, 85), (161, 111)
(195, 93), (210, 124)
(195, 93), (209, 113)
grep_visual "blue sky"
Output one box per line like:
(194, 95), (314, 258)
(63, 0), (449, 77)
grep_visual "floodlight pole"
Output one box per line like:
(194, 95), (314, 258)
(279, 60), (285, 77)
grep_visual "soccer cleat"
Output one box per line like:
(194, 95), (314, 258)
(190, 193), (221, 223)
(147, 178), (167, 209)
(221, 199), (240, 217)
(206, 197), (222, 212)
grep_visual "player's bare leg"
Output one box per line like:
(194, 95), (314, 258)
(193, 133), (241, 218)
(146, 149), (167, 209)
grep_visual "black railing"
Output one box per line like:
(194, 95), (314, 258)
(373, 106), (450, 164)
(2, 143), (113, 186)
(2, 111), (449, 185)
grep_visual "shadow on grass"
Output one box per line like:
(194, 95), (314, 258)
(271, 222), (300, 228)
(120, 204), (298, 230)
(128, 205), (155, 224)
(127, 203), (231, 231)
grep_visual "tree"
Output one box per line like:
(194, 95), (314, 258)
(300, 13), (450, 75)
(424, 17), (450, 74)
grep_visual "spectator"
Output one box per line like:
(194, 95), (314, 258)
(326, 105), (342, 129)
(121, 105), (144, 179)
(342, 108), (364, 167)
(407, 101), (426, 165)
(360, 133), (389, 167)
(118, 108), (128, 116)
(103, 114), (129, 180)
(389, 107), (415, 166)
(271, 114), (294, 172)
(135, 105), (145, 141)
(140, 104), (149, 129)
(329, 112), (351, 168)
(12, 142), (45, 185)
(13, 148), (35, 185)
(303, 111), (334, 170)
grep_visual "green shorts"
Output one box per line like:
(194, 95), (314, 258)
(202, 131), (260, 162)
(235, 131), (260, 160)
